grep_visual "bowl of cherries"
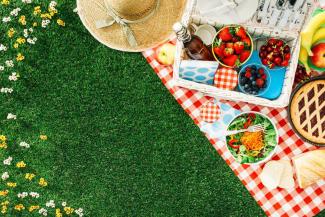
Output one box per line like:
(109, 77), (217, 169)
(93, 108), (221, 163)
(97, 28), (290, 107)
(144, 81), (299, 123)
(259, 38), (291, 69)
(238, 64), (270, 96)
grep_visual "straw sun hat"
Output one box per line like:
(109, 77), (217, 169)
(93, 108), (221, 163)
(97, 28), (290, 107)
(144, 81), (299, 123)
(77, 0), (187, 52)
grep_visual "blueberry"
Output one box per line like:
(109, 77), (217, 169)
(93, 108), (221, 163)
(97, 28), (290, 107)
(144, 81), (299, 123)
(251, 65), (257, 70)
(257, 74), (261, 78)
(252, 91), (257, 95)
(252, 81), (256, 86)
(244, 84), (249, 89)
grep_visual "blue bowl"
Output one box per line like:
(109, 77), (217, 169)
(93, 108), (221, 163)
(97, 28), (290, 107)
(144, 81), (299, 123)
(238, 64), (271, 96)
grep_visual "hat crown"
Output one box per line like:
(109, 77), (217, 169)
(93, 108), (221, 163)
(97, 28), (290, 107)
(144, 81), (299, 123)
(108, 0), (157, 21)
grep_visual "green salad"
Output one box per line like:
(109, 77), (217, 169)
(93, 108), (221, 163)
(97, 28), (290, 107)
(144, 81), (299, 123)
(226, 112), (277, 164)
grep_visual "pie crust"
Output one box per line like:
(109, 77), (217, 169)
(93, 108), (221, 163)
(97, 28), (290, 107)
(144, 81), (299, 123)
(290, 79), (325, 145)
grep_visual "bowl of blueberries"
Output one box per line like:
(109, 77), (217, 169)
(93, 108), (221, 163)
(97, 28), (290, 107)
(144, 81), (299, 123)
(238, 64), (270, 96)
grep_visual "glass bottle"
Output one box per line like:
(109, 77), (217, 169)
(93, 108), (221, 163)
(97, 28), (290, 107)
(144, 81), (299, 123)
(173, 22), (214, 61)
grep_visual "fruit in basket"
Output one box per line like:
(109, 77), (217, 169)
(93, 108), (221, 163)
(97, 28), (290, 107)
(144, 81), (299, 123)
(293, 65), (311, 88)
(212, 26), (252, 67)
(223, 55), (238, 67)
(259, 38), (291, 69)
(235, 26), (247, 39)
(223, 48), (234, 57)
(218, 27), (233, 42)
(156, 43), (176, 65)
(234, 41), (244, 54)
(299, 28), (325, 75)
(300, 11), (325, 56)
(310, 43), (325, 68)
(239, 65), (268, 95)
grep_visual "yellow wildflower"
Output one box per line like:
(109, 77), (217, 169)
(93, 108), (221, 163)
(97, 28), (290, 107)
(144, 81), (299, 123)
(25, 173), (36, 181)
(39, 178), (48, 187)
(0, 143), (7, 149)
(49, 7), (58, 14)
(34, 6), (41, 15)
(64, 207), (74, 215)
(19, 15), (27, 25)
(16, 161), (26, 168)
(29, 205), (40, 212)
(14, 43), (19, 49)
(56, 208), (63, 217)
(14, 204), (25, 211)
(0, 190), (9, 197)
(40, 135), (48, 140)
(16, 37), (26, 44)
(0, 135), (6, 141)
(1, 201), (9, 206)
(6, 182), (17, 188)
(16, 53), (25, 61)
(41, 13), (52, 19)
(1, 206), (7, 214)
(7, 28), (15, 38)
(57, 19), (65, 27)
(33, 22), (38, 27)
(1, 0), (9, 5)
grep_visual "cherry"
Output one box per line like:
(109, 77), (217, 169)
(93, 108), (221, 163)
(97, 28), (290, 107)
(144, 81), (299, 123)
(284, 53), (291, 60)
(260, 45), (267, 51)
(276, 40), (284, 47)
(274, 57), (283, 65)
(284, 45), (290, 53)
(262, 58), (268, 65)
(281, 60), (289, 67)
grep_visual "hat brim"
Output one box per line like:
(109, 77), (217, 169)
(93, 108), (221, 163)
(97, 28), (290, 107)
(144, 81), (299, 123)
(77, 0), (187, 52)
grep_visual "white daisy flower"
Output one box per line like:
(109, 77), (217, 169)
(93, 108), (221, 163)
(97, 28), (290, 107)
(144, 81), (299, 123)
(1, 172), (9, 181)
(41, 19), (51, 28)
(1, 87), (13, 94)
(49, 1), (57, 9)
(39, 208), (48, 216)
(0, 66), (4, 71)
(75, 208), (84, 217)
(7, 113), (17, 120)
(9, 72), (18, 81)
(2, 17), (11, 23)
(22, 0), (32, 3)
(46, 200), (55, 208)
(19, 141), (30, 148)
(0, 44), (7, 51)
(10, 8), (21, 17)
(29, 192), (40, 198)
(61, 202), (67, 207)
(3, 156), (13, 165)
(17, 192), (28, 198)
(5, 60), (14, 67)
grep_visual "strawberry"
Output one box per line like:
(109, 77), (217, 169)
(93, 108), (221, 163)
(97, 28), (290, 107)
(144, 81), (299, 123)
(226, 42), (234, 48)
(223, 48), (234, 57)
(213, 46), (225, 58)
(242, 38), (251, 47)
(234, 41), (244, 54)
(256, 78), (265, 88)
(218, 27), (233, 42)
(235, 26), (247, 39)
(239, 50), (251, 63)
(223, 55), (238, 67)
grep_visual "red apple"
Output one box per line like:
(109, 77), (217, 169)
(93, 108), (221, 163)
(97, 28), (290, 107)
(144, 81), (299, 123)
(310, 43), (325, 68)
(156, 43), (176, 66)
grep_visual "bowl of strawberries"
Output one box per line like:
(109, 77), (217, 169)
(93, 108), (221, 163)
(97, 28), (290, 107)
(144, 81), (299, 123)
(259, 38), (291, 69)
(212, 25), (253, 68)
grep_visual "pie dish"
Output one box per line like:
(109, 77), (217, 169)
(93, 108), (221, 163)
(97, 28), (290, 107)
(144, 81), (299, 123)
(288, 76), (325, 146)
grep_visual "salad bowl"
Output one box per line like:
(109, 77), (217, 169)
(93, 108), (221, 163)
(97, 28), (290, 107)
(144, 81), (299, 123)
(225, 111), (279, 165)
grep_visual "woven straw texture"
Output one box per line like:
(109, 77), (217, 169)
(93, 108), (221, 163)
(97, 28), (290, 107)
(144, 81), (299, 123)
(77, 0), (186, 52)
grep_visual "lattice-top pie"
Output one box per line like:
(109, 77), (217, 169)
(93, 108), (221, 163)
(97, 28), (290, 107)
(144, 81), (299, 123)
(290, 78), (325, 145)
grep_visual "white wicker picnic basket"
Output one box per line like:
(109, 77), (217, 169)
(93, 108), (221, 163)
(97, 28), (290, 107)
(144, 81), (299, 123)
(173, 0), (319, 108)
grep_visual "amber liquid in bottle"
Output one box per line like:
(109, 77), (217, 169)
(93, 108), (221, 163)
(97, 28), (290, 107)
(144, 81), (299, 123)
(173, 22), (213, 61)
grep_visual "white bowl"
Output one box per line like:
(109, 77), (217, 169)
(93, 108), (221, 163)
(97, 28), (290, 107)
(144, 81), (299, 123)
(225, 111), (279, 165)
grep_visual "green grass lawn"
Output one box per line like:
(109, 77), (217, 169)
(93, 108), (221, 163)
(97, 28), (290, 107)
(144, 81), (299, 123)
(1, 1), (324, 216)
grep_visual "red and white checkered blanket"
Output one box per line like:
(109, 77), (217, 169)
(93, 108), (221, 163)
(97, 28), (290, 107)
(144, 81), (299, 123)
(142, 45), (325, 217)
